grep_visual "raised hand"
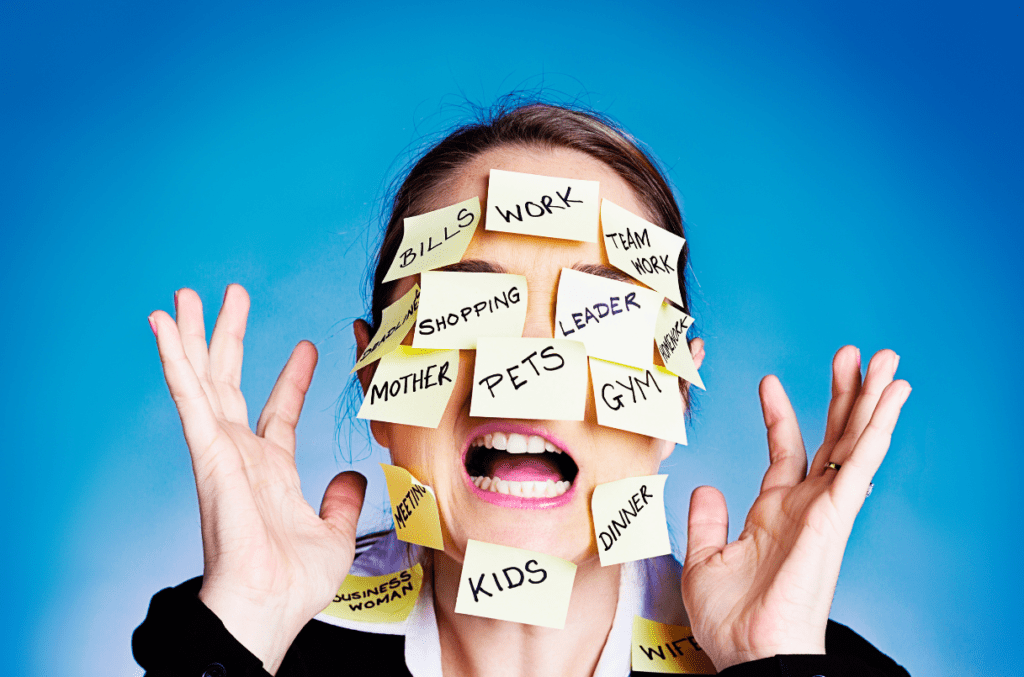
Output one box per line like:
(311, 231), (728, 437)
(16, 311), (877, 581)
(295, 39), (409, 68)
(681, 347), (911, 671)
(149, 285), (366, 674)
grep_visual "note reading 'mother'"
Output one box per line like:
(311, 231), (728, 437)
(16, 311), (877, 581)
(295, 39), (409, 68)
(357, 346), (458, 428)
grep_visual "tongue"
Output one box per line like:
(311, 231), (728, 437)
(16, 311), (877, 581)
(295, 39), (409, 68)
(492, 456), (563, 483)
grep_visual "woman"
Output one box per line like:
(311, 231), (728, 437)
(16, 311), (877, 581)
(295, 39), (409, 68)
(134, 103), (912, 676)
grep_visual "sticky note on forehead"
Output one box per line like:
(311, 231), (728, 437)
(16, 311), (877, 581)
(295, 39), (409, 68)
(352, 284), (420, 373)
(455, 539), (577, 629)
(381, 196), (481, 283)
(380, 464), (444, 550)
(413, 271), (528, 350)
(631, 616), (716, 673)
(655, 302), (704, 390)
(555, 268), (661, 369)
(485, 169), (600, 242)
(591, 475), (671, 566)
(470, 337), (588, 421)
(589, 357), (687, 445)
(320, 565), (424, 624)
(601, 199), (686, 308)
(357, 346), (458, 428)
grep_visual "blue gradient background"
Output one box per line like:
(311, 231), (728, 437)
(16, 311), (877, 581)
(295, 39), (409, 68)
(2, 2), (1021, 675)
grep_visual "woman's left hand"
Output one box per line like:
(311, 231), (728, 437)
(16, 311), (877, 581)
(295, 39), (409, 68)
(681, 347), (911, 671)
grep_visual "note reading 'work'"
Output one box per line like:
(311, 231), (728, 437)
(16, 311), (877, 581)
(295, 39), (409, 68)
(631, 615), (716, 673)
(654, 302), (704, 390)
(485, 169), (600, 242)
(601, 199), (686, 307)
(380, 464), (444, 550)
(357, 346), (458, 428)
(351, 285), (420, 373)
(591, 475), (671, 566)
(320, 565), (424, 625)
(413, 271), (528, 349)
(589, 357), (687, 445)
(381, 196), (481, 283)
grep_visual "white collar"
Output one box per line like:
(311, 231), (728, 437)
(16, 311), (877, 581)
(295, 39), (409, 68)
(314, 531), (688, 677)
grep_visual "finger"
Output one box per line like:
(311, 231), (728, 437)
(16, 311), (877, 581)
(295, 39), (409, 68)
(209, 284), (251, 425)
(255, 341), (318, 454)
(175, 288), (225, 419)
(826, 349), (899, 468)
(831, 380), (911, 516)
(758, 375), (808, 492)
(684, 486), (729, 566)
(810, 346), (862, 476)
(320, 471), (368, 541)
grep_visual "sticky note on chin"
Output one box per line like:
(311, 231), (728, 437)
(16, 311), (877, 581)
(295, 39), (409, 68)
(413, 271), (528, 349)
(601, 199), (686, 307)
(589, 357), (687, 445)
(320, 565), (424, 624)
(381, 196), (481, 283)
(470, 337), (588, 420)
(455, 540), (577, 629)
(380, 464), (444, 550)
(352, 285), (420, 373)
(485, 169), (600, 242)
(357, 346), (458, 428)
(591, 475), (670, 566)
(655, 302), (704, 390)
(631, 616), (716, 674)
(555, 268), (661, 369)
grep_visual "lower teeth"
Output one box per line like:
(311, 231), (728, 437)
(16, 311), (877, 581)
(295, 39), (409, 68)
(471, 476), (570, 498)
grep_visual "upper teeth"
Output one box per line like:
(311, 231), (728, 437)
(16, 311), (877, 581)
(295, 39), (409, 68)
(472, 432), (562, 454)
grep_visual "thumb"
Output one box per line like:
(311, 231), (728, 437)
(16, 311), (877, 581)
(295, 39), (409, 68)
(685, 485), (729, 567)
(320, 471), (368, 539)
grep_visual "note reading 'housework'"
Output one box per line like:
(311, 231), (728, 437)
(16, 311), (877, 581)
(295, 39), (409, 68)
(320, 565), (424, 625)
(357, 346), (458, 428)
(601, 199), (686, 307)
(591, 475), (671, 566)
(380, 464), (444, 550)
(654, 302), (704, 390)
(351, 284), (420, 373)
(381, 196), (481, 283)
(413, 271), (528, 349)
(631, 615), (716, 674)
(589, 358), (687, 445)
(485, 169), (600, 242)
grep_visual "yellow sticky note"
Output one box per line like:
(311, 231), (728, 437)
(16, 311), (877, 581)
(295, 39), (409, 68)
(632, 616), (716, 673)
(454, 540), (577, 629)
(591, 475), (671, 566)
(589, 358), (687, 445)
(381, 196), (481, 283)
(470, 337), (588, 420)
(655, 302), (705, 390)
(601, 199), (686, 307)
(485, 169), (600, 242)
(351, 284), (420, 373)
(321, 565), (424, 624)
(554, 268), (662, 368)
(357, 346), (458, 428)
(380, 464), (444, 550)
(413, 271), (528, 349)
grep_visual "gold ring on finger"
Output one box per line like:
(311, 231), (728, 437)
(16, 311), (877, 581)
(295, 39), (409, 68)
(825, 461), (841, 471)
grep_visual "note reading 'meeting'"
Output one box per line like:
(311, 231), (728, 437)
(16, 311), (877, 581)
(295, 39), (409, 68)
(485, 169), (600, 242)
(357, 346), (458, 428)
(631, 616), (715, 674)
(589, 357), (688, 445)
(470, 337), (588, 420)
(591, 475), (671, 566)
(554, 268), (662, 369)
(351, 284), (420, 373)
(601, 199), (686, 308)
(320, 565), (424, 625)
(454, 539), (577, 629)
(381, 196), (481, 283)
(413, 271), (528, 350)
(654, 302), (705, 390)
(380, 464), (444, 550)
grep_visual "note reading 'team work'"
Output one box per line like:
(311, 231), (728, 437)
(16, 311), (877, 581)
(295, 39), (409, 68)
(654, 302), (704, 390)
(485, 169), (600, 242)
(554, 268), (661, 369)
(601, 199), (686, 307)
(381, 196), (481, 283)
(413, 271), (528, 350)
(631, 615), (716, 674)
(470, 337), (588, 421)
(454, 539), (577, 629)
(351, 284), (420, 373)
(589, 357), (687, 445)
(380, 464), (444, 550)
(357, 346), (458, 428)
(591, 475), (671, 566)
(320, 565), (424, 625)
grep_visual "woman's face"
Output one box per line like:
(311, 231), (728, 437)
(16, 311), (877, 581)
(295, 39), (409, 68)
(362, 145), (699, 565)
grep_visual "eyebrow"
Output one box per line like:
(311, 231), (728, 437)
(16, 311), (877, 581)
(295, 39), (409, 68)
(438, 259), (634, 284)
(571, 263), (634, 283)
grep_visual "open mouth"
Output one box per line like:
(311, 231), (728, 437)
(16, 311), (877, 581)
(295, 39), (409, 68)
(464, 430), (579, 499)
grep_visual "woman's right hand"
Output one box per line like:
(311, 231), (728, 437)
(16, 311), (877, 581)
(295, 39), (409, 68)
(149, 285), (366, 674)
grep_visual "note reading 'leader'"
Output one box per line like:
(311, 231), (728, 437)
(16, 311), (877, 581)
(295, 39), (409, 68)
(357, 346), (458, 428)
(381, 196), (481, 283)
(555, 268), (661, 369)
(320, 565), (424, 625)
(413, 271), (528, 350)
(351, 284), (420, 373)
(631, 616), (716, 674)
(470, 337), (588, 421)
(654, 302), (704, 390)
(601, 199), (686, 307)
(455, 539), (577, 629)
(485, 169), (600, 242)
(380, 464), (444, 550)
(589, 357), (687, 445)
(591, 475), (671, 566)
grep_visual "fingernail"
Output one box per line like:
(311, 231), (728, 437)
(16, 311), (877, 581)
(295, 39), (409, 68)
(893, 353), (901, 373)
(173, 290), (179, 311)
(148, 315), (158, 338)
(855, 348), (861, 368)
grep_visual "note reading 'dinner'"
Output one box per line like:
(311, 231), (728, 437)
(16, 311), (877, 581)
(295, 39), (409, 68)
(631, 615), (716, 674)
(381, 196), (481, 283)
(601, 199), (686, 308)
(357, 346), (458, 428)
(591, 475), (671, 566)
(485, 169), (600, 242)
(380, 464), (444, 550)
(589, 357), (687, 445)
(413, 271), (528, 350)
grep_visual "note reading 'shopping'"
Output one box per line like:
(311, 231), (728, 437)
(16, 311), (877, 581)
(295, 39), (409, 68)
(381, 196), (481, 283)
(485, 169), (600, 242)
(413, 271), (528, 350)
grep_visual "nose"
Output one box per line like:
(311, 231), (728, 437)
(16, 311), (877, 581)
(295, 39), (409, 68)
(521, 283), (557, 339)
